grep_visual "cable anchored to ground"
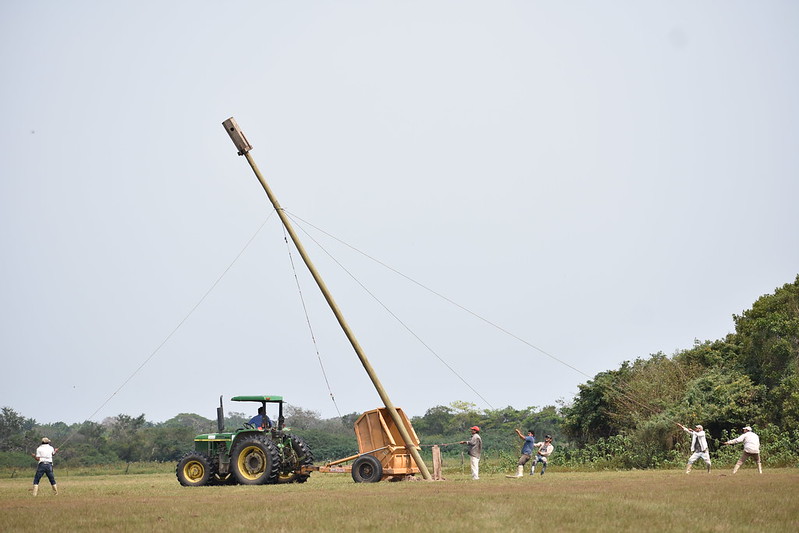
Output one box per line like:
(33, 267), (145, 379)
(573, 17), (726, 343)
(59, 214), (276, 447)
(284, 211), (682, 420)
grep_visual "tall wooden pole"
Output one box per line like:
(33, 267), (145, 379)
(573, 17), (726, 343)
(222, 118), (432, 481)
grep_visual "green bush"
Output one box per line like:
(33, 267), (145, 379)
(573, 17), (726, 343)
(293, 429), (357, 462)
(0, 451), (34, 469)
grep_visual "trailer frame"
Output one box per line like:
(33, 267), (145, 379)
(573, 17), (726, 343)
(301, 407), (421, 482)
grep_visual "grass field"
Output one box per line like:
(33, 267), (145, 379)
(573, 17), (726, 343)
(2, 467), (797, 532)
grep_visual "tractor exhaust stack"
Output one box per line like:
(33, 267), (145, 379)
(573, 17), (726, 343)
(216, 396), (225, 433)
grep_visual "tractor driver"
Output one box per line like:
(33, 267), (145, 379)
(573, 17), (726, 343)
(248, 406), (272, 430)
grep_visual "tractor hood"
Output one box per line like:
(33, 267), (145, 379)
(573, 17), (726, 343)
(194, 432), (234, 441)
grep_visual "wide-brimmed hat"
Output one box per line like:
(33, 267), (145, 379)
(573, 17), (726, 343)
(41, 438), (50, 444)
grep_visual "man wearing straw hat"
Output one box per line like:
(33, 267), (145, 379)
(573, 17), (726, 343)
(31, 437), (59, 496)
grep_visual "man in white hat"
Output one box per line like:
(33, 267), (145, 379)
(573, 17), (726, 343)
(31, 437), (59, 496)
(677, 423), (711, 473)
(724, 426), (762, 474)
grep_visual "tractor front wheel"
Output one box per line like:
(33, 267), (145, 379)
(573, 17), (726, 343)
(231, 436), (280, 485)
(351, 455), (383, 483)
(176, 452), (213, 487)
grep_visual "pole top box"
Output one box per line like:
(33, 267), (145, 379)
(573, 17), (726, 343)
(222, 117), (252, 155)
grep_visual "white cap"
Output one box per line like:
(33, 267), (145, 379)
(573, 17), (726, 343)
(743, 426), (752, 431)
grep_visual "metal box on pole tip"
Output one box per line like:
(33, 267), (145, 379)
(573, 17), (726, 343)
(222, 117), (252, 155)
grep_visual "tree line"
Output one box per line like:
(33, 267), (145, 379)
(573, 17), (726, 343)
(2, 275), (798, 469)
(0, 407), (362, 467)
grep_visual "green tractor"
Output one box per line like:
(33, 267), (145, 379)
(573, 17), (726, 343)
(176, 395), (313, 486)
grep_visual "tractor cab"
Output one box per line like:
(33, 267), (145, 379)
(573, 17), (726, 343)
(230, 395), (285, 433)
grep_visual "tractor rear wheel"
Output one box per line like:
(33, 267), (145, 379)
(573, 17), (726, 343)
(276, 434), (314, 484)
(231, 436), (280, 485)
(351, 455), (383, 483)
(176, 452), (213, 487)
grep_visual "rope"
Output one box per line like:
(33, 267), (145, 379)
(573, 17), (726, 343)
(283, 211), (680, 422)
(286, 212), (495, 410)
(281, 224), (343, 420)
(286, 212), (591, 379)
(57, 214), (276, 448)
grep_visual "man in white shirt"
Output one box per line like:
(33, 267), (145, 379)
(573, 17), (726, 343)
(724, 426), (762, 474)
(677, 423), (711, 473)
(31, 437), (59, 496)
(530, 435), (554, 475)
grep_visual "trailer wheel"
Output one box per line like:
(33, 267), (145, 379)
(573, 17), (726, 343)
(176, 452), (213, 487)
(231, 436), (280, 485)
(277, 434), (315, 484)
(352, 455), (383, 483)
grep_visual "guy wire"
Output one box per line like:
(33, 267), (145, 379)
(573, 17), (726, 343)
(285, 212), (495, 410)
(281, 224), (343, 420)
(285, 211), (677, 421)
(59, 214), (276, 447)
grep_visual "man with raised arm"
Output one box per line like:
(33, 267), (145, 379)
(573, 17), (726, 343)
(677, 423), (711, 473)
(507, 429), (535, 478)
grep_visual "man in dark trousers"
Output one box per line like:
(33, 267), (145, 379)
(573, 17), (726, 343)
(31, 437), (59, 496)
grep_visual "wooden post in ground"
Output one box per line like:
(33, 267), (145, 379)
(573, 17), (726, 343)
(432, 445), (444, 480)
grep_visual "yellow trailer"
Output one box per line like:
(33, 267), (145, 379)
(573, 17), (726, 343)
(303, 407), (421, 482)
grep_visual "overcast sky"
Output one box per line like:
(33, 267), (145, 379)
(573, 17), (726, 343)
(2, 1), (797, 425)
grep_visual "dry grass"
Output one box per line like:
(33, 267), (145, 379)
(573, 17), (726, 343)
(1, 468), (797, 532)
